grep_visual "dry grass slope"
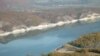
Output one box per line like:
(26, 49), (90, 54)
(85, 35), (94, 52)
(46, 32), (100, 56)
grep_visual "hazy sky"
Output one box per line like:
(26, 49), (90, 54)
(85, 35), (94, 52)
(0, 0), (100, 11)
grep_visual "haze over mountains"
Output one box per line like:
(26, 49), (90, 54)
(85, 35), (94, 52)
(0, 0), (100, 11)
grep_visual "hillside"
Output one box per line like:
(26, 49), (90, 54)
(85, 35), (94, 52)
(46, 32), (100, 56)
(0, 7), (100, 43)
(0, 7), (100, 32)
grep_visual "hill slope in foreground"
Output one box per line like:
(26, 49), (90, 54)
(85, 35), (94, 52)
(47, 32), (100, 56)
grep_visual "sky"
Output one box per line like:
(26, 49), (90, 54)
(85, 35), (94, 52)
(0, 0), (100, 11)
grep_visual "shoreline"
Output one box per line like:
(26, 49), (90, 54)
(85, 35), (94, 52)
(0, 13), (100, 37)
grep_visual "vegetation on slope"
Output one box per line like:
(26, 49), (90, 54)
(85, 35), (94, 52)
(46, 32), (100, 56)
(69, 32), (100, 48)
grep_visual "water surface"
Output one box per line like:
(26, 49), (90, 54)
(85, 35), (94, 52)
(0, 21), (100, 56)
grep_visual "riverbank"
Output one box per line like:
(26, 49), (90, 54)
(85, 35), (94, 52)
(0, 13), (100, 38)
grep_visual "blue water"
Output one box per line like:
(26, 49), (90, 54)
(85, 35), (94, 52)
(0, 21), (100, 56)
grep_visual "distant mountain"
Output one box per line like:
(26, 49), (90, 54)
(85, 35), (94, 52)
(0, 7), (100, 32)
(0, 7), (100, 43)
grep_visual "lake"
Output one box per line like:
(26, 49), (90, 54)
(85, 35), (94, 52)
(0, 21), (100, 56)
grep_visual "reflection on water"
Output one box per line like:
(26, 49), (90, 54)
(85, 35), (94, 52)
(0, 21), (100, 56)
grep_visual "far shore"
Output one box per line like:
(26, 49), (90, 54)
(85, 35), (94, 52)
(0, 13), (100, 38)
